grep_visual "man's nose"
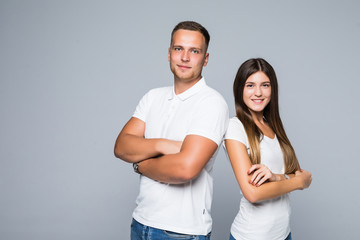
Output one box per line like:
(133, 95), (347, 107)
(181, 51), (190, 62)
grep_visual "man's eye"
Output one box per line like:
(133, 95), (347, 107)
(192, 50), (200, 54)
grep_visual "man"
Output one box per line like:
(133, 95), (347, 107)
(114, 21), (229, 240)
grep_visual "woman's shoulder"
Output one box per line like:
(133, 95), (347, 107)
(228, 116), (245, 129)
(225, 116), (248, 142)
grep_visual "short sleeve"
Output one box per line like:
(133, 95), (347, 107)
(187, 95), (229, 146)
(224, 117), (248, 147)
(133, 90), (152, 122)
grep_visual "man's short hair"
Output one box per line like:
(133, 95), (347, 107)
(170, 21), (210, 51)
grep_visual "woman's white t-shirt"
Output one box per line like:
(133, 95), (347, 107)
(224, 117), (291, 240)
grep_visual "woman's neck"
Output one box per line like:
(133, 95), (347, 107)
(250, 111), (265, 124)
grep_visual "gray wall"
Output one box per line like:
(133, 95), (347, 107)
(1, 0), (359, 239)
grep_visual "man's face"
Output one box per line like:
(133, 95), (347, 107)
(168, 29), (209, 84)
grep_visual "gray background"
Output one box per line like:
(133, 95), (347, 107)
(1, 0), (359, 239)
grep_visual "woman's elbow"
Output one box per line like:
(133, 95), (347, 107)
(242, 188), (261, 203)
(244, 195), (259, 204)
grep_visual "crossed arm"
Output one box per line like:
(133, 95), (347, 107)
(114, 117), (218, 184)
(225, 139), (312, 203)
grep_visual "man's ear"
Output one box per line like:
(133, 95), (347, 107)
(203, 52), (209, 67)
(168, 48), (171, 62)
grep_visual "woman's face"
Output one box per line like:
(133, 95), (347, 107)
(243, 71), (271, 115)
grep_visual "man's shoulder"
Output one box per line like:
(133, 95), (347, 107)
(143, 86), (172, 98)
(198, 85), (227, 105)
(204, 85), (224, 97)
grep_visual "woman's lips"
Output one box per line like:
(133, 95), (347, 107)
(251, 99), (264, 103)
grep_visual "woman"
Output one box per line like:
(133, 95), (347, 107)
(224, 58), (312, 240)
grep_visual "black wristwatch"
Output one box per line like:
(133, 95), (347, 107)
(133, 162), (141, 174)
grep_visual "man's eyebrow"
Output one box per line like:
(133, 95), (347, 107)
(172, 45), (202, 49)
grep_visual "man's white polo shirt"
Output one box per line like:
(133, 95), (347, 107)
(132, 78), (229, 235)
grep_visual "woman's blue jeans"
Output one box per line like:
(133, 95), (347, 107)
(131, 218), (211, 240)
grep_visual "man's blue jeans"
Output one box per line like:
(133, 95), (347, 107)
(229, 232), (292, 240)
(131, 218), (211, 240)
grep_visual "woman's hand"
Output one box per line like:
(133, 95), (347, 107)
(248, 164), (276, 186)
(295, 169), (312, 190)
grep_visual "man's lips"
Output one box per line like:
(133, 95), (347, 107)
(177, 65), (191, 70)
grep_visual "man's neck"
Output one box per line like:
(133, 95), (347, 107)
(174, 77), (202, 95)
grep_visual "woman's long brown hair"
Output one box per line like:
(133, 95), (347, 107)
(233, 58), (300, 174)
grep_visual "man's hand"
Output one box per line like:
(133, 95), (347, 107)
(157, 139), (182, 155)
(114, 117), (182, 163)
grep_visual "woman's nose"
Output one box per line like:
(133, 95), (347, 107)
(255, 87), (262, 96)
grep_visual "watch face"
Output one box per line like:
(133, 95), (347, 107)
(133, 163), (140, 174)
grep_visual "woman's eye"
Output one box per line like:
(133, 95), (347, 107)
(246, 84), (253, 88)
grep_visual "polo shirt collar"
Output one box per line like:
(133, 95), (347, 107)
(168, 77), (207, 101)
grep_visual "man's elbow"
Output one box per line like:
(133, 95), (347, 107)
(175, 165), (202, 183)
(114, 148), (124, 160)
(114, 133), (133, 161)
(114, 141), (123, 158)
(114, 144), (134, 163)
(176, 173), (195, 183)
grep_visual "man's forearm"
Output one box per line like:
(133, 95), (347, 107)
(114, 134), (163, 163)
(115, 132), (182, 163)
(138, 153), (196, 184)
(137, 135), (217, 184)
